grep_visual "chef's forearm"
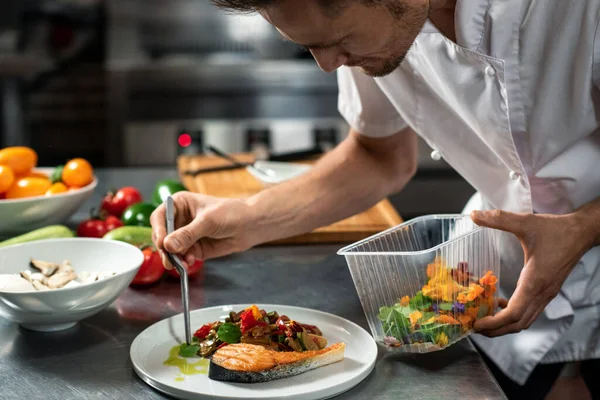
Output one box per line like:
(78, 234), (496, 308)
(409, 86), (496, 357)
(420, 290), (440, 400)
(572, 195), (600, 248)
(245, 128), (418, 244)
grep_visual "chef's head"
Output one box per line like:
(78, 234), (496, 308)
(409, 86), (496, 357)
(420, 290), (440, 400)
(212, 0), (433, 77)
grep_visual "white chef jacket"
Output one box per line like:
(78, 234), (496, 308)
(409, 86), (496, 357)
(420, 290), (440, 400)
(337, 0), (600, 385)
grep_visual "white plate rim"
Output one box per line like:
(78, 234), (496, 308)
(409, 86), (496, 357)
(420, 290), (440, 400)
(130, 303), (378, 400)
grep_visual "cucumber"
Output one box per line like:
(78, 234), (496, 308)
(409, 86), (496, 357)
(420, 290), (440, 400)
(103, 226), (153, 248)
(0, 225), (75, 248)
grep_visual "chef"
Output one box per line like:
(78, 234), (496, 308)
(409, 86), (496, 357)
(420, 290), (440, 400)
(150, 1), (600, 398)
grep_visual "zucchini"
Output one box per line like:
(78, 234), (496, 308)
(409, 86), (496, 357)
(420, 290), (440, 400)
(103, 226), (153, 247)
(0, 225), (74, 248)
(307, 333), (327, 349)
(298, 331), (320, 351)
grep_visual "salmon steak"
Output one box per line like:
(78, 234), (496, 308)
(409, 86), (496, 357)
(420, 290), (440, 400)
(208, 342), (346, 383)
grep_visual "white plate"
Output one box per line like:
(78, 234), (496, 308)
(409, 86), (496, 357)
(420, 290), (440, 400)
(130, 304), (378, 400)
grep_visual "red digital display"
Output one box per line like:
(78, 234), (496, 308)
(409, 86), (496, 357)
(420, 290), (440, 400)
(178, 133), (192, 147)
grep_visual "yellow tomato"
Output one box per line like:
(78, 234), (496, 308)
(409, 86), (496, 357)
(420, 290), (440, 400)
(0, 147), (37, 176)
(62, 158), (93, 187)
(6, 177), (52, 199)
(0, 165), (15, 193)
(46, 182), (68, 195)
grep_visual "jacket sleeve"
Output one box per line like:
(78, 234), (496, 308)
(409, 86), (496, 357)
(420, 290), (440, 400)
(337, 66), (408, 137)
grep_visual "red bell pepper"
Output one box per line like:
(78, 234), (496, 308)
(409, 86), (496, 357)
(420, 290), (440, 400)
(240, 309), (267, 334)
(193, 323), (213, 340)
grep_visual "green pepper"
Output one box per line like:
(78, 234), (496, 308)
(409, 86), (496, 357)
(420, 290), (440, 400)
(152, 179), (187, 207)
(121, 202), (156, 227)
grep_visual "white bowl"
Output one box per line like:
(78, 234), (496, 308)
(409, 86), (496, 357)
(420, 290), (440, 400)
(0, 167), (97, 237)
(0, 238), (143, 332)
(246, 161), (312, 187)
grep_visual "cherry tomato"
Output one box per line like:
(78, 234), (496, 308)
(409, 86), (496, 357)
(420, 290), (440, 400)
(46, 182), (68, 195)
(5, 177), (51, 199)
(166, 259), (204, 279)
(0, 147), (37, 176)
(130, 247), (164, 286)
(100, 186), (143, 218)
(0, 165), (15, 193)
(62, 158), (94, 187)
(77, 214), (123, 238)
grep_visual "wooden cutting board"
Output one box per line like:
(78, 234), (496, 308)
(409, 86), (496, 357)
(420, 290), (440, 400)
(177, 153), (403, 244)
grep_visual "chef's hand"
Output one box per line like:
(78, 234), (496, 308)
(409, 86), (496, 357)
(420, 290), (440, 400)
(150, 191), (257, 269)
(470, 209), (592, 337)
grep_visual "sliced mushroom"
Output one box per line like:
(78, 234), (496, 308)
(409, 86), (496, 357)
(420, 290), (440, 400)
(57, 260), (74, 275)
(20, 270), (33, 283)
(47, 271), (77, 289)
(32, 280), (50, 291)
(30, 259), (59, 277)
(29, 272), (49, 285)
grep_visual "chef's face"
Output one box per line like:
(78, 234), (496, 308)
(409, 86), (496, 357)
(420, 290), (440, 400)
(260, 0), (429, 77)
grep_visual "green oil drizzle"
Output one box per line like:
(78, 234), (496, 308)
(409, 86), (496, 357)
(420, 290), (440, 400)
(175, 377), (185, 382)
(163, 345), (209, 377)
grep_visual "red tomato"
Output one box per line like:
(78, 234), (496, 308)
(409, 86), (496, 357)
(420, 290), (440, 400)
(166, 259), (203, 279)
(77, 215), (123, 238)
(101, 186), (142, 218)
(130, 247), (164, 286)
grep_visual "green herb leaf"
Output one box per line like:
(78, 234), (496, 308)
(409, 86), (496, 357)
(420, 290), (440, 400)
(390, 304), (412, 318)
(50, 165), (64, 184)
(378, 306), (394, 322)
(438, 303), (453, 311)
(379, 307), (411, 340)
(178, 343), (200, 358)
(217, 322), (242, 344)
(419, 312), (437, 324)
(409, 291), (433, 310)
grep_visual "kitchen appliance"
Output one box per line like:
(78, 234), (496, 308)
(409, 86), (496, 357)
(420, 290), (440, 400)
(107, 0), (344, 167)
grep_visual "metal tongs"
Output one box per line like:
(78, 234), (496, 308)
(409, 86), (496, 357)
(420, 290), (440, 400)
(165, 195), (192, 345)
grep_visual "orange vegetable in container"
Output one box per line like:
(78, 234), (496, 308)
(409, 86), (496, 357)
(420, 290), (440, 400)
(0, 165), (15, 193)
(62, 158), (94, 187)
(6, 177), (51, 199)
(46, 182), (68, 195)
(0, 147), (37, 176)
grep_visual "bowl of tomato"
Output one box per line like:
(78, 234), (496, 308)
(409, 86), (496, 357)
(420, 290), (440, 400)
(0, 147), (97, 237)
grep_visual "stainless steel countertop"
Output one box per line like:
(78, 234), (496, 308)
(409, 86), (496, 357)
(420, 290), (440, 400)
(0, 168), (506, 400)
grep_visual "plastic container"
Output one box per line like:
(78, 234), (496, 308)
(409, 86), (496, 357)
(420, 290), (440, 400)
(338, 214), (503, 353)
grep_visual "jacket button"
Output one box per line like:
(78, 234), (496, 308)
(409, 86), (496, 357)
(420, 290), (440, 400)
(509, 171), (521, 180)
(430, 150), (442, 161)
(485, 66), (496, 76)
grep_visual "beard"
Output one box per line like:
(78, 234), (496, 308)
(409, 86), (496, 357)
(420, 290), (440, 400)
(359, 50), (409, 77)
(356, 1), (430, 77)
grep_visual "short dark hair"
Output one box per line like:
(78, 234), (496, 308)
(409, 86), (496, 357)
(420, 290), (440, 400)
(210, 1), (405, 18)
(210, 0), (274, 13)
(211, 0), (352, 16)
